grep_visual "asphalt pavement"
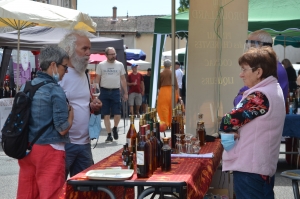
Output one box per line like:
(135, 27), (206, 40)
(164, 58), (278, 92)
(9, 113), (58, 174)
(0, 118), (297, 199)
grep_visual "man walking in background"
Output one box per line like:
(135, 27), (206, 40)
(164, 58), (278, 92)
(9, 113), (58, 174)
(142, 68), (151, 113)
(175, 61), (183, 96)
(59, 30), (102, 178)
(96, 47), (128, 143)
(127, 63), (144, 117)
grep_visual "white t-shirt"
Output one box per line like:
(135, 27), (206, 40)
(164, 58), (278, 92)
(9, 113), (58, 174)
(96, 60), (126, 88)
(59, 67), (90, 144)
(176, 68), (183, 89)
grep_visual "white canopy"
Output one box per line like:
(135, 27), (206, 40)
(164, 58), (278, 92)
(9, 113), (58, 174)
(162, 48), (186, 61)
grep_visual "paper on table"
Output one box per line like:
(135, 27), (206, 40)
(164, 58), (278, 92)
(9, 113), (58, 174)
(171, 152), (214, 158)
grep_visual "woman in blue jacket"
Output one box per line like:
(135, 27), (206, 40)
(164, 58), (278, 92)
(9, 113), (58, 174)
(17, 45), (74, 199)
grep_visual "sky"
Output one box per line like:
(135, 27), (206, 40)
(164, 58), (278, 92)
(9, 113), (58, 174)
(77, 0), (181, 17)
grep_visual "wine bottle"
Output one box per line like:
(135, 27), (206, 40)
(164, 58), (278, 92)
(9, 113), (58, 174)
(161, 137), (171, 172)
(171, 109), (179, 149)
(4, 80), (10, 98)
(122, 144), (127, 165)
(146, 124), (153, 174)
(128, 152), (134, 170)
(176, 105), (184, 134)
(150, 124), (158, 170)
(197, 113), (206, 146)
(136, 115), (143, 151)
(125, 143), (130, 166)
(153, 110), (163, 168)
(136, 125), (151, 178)
(31, 68), (35, 80)
(126, 115), (137, 153)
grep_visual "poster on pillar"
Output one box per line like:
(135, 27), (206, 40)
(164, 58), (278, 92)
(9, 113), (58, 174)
(186, 0), (248, 135)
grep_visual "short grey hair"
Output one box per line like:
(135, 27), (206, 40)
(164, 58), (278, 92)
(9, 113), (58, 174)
(163, 59), (172, 68)
(105, 47), (116, 55)
(39, 45), (69, 71)
(58, 30), (90, 56)
(248, 30), (273, 44)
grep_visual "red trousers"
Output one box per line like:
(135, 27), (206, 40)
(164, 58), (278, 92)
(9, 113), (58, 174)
(17, 144), (65, 199)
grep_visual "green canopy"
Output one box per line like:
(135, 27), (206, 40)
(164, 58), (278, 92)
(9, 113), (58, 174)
(274, 36), (300, 47)
(248, 0), (300, 36)
(153, 1), (300, 36)
(153, 11), (189, 36)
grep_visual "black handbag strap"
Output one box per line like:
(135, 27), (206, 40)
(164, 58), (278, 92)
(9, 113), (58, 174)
(28, 123), (52, 150)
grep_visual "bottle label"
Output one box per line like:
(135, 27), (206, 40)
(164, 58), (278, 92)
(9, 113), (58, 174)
(127, 138), (132, 147)
(136, 151), (144, 165)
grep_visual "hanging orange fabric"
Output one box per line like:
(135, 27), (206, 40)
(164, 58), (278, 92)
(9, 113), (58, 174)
(157, 86), (178, 127)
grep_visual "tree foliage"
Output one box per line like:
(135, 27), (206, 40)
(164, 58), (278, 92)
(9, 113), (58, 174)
(178, 0), (189, 13)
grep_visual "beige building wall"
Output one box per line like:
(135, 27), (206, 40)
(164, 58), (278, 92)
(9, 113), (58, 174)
(48, 0), (76, 9)
(135, 34), (153, 62)
(71, 0), (76, 9)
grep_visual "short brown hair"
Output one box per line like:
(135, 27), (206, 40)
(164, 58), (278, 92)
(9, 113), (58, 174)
(238, 46), (277, 79)
(281, 58), (292, 69)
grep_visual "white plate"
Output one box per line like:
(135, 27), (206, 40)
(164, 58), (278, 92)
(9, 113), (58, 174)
(86, 169), (134, 180)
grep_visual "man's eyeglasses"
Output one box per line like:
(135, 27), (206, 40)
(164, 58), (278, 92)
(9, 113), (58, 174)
(107, 53), (117, 56)
(59, 64), (68, 72)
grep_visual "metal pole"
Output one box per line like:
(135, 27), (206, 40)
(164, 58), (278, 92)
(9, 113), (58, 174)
(16, 21), (20, 92)
(171, 0), (176, 109)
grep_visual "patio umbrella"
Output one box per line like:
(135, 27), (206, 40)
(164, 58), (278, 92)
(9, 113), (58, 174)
(125, 49), (146, 61)
(89, 53), (106, 70)
(0, 0), (97, 90)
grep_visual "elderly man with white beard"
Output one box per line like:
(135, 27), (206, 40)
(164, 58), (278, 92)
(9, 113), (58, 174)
(58, 30), (102, 178)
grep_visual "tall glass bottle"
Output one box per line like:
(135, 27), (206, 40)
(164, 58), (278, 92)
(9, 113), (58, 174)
(4, 80), (9, 98)
(176, 105), (184, 134)
(123, 143), (130, 166)
(31, 68), (36, 80)
(197, 113), (206, 146)
(127, 115), (137, 153)
(136, 115), (144, 150)
(128, 152), (134, 170)
(136, 125), (151, 178)
(153, 110), (161, 168)
(146, 124), (153, 174)
(161, 137), (171, 172)
(149, 114), (158, 170)
(171, 109), (179, 149)
(122, 144), (127, 165)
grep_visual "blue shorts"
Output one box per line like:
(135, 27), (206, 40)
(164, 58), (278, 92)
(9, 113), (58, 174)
(99, 87), (121, 115)
(142, 94), (149, 104)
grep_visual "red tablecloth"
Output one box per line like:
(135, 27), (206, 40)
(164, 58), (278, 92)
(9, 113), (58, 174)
(59, 139), (223, 199)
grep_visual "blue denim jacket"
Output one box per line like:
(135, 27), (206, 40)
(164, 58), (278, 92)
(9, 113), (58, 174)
(20, 71), (70, 144)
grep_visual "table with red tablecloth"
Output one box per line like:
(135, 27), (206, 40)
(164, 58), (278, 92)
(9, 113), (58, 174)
(58, 139), (223, 199)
